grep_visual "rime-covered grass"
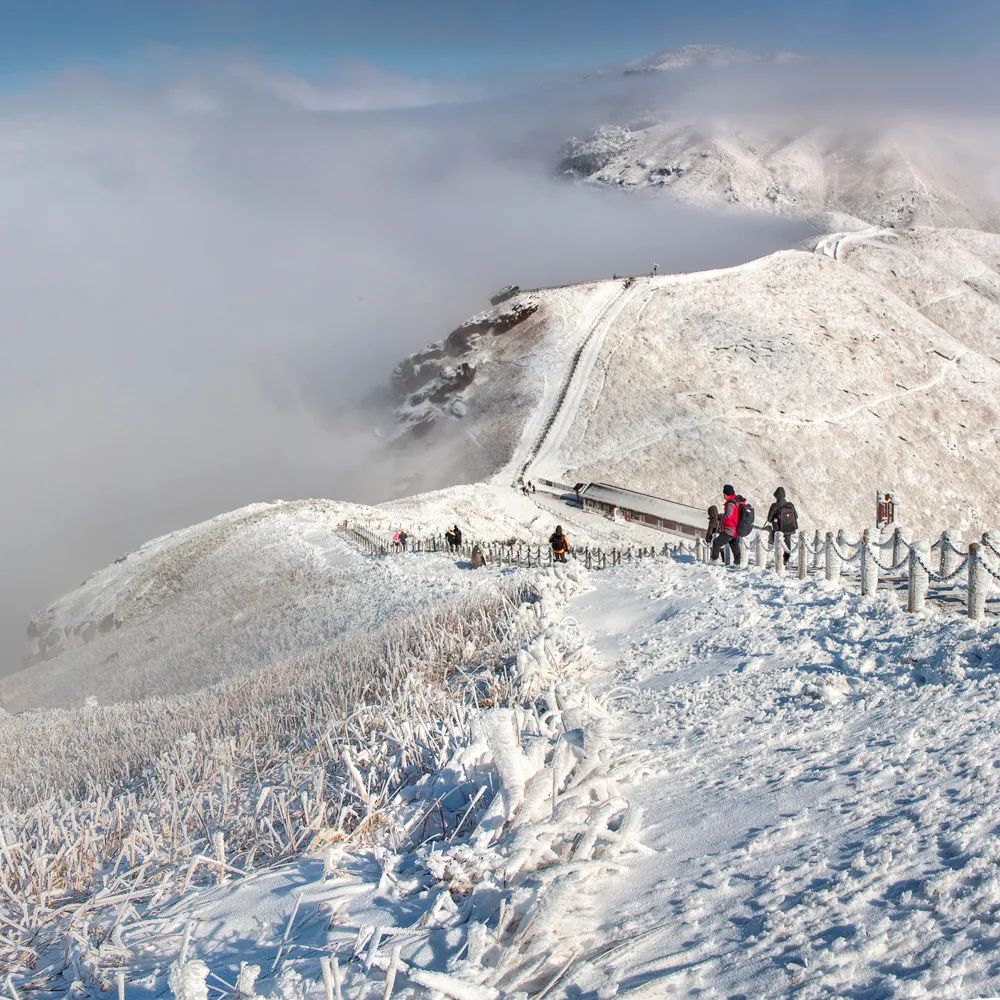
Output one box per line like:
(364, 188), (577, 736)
(0, 581), (538, 988)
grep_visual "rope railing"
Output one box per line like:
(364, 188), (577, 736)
(338, 522), (998, 622)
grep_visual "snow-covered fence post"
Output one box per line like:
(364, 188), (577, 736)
(825, 532), (840, 583)
(940, 531), (959, 578)
(968, 542), (986, 621)
(861, 529), (878, 596)
(695, 536), (703, 561)
(907, 541), (929, 613)
(752, 533), (763, 568)
(892, 528), (902, 568)
(798, 531), (807, 580)
(812, 530), (822, 572)
(773, 531), (784, 575)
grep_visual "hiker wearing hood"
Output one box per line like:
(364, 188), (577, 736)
(549, 525), (570, 563)
(766, 487), (798, 565)
(712, 485), (742, 565)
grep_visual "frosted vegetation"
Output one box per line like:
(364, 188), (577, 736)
(0, 576), (534, 988)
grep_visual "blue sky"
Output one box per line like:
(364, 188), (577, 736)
(2, 0), (999, 85)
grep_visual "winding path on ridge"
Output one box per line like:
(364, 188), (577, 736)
(516, 279), (644, 485)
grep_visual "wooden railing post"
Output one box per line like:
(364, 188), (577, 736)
(812, 530), (822, 571)
(907, 541), (929, 613)
(695, 536), (703, 562)
(968, 542), (986, 620)
(773, 531), (784, 575)
(891, 528), (901, 568)
(861, 529), (878, 596)
(940, 531), (959, 578)
(825, 531), (840, 583)
(798, 531), (807, 580)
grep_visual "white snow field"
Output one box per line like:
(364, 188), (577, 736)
(548, 557), (1000, 998)
(10, 546), (1000, 999)
(392, 227), (1000, 539)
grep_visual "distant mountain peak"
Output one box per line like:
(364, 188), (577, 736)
(623, 44), (802, 75)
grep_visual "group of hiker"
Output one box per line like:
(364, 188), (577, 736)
(390, 483), (795, 572)
(705, 484), (798, 566)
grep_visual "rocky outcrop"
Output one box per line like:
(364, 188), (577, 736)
(389, 296), (539, 438)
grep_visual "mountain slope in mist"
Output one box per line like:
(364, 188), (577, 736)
(621, 44), (801, 74)
(560, 46), (1000, 231)
(559, 119), (1000, 232)
(389, 226), (1000, 536)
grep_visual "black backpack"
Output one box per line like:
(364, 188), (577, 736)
(778, 503), (798, 533)
(736, 498), (755, 537)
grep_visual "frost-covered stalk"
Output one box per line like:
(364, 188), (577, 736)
(968, 543), (986, 620)
(382, 945), (401, 1000)
(213, 831), (226, 884)
(319, 958), (342, 1000)
(908, 542), (929, 613)
(168, 962), (209, 1000)
(860, 530), (878, 596)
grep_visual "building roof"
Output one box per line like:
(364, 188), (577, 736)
(579, 482), (705, 531)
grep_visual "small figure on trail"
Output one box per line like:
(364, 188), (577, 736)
(445, 524), (463, 552)
(712, 485), (743, 566)
(391, 530), (402, 551)
(471, 544), (485, 569)
(398, 530), (408, 551)
(767, 487), (798, 566)
(549, 525), (571, 563)
(528, 480), (536, 494)
(651, 262), (658, 276)
(706, 504), (730, 566)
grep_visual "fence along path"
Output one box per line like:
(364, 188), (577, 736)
(339, 522), (1000, 622)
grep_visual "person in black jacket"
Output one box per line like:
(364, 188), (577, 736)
(766, 487), (798, 565)
(549, 525), (570, 563)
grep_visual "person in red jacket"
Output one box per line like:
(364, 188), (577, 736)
(711, 484), (742, 565)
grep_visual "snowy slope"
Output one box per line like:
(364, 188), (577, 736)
(389, 227), (1000, 539)
(558, 118), (1000, 232)
(4, 484), (673, 710)
(548, 556), (1000, 997)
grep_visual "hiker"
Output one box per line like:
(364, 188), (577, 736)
(398, 530), (408, 551)
(471, 544), (485, 569)
(767, 487), (798, 565)
(549, 525), (570, 563)
(391, 530), (402, 551)
(706, 504), (730, 565)
(528, 480), (536, 494)
(445, 526), (462, 551)
(651, 262), (658, 276)
(712, 485), (743, 565)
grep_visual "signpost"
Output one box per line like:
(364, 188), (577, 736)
(876, 490), (897, 528)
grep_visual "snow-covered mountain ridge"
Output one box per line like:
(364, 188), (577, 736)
(622, 43), (802, 74)
(559, 119), (1000, 232)
(388, 226), (1000, 537)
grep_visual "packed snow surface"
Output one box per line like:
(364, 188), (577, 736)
(542, 557), (1000, 997)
